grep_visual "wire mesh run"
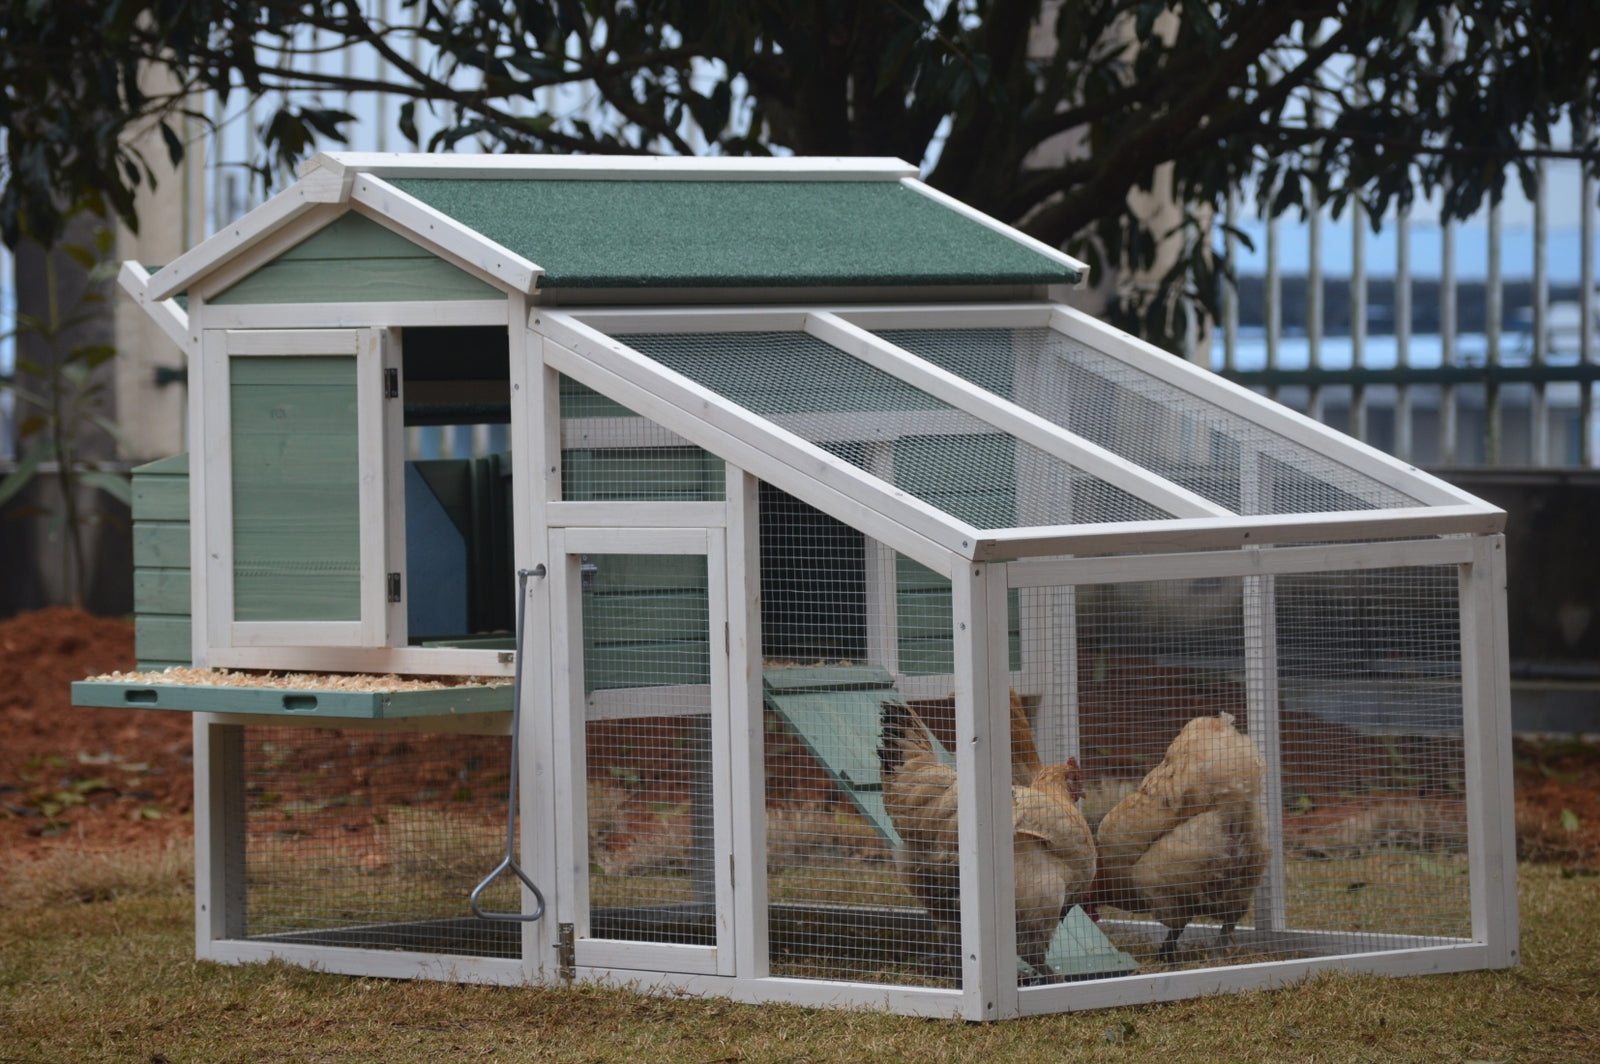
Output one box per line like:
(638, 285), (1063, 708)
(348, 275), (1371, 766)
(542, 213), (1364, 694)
(560, 374), (726, 502)
(581, 552), (718, 946)
(877, 327), (1420, 515)
(1020, 562), (1469, 970)
(620, 331), (1165, 527)
(236, 727), (520, 958)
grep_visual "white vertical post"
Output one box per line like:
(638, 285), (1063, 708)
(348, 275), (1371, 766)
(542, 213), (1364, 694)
(193, 717), (245, 953)
(861, 442), (900, 675)
(953, 559), (1008, 1020)
(1240, 450), (1285, 933)
(1459, 535), (1519, 968)
(725, 466), (769, 979)
(517, 303), (559, 976)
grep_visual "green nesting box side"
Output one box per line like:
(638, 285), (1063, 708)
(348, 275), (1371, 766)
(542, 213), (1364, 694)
(230, 356), (362, 621)
(581, 553), (711, 692)
(559, 376), (725, 502)
(896, 555), (1021, 677)
(131, 454), (193, 669)
(208, 211), (504, 305)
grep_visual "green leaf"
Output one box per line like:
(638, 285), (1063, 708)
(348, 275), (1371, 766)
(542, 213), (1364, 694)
(0, 445), (50, 507)
(78, 471), (133, 506)
(61, 243), (97, 270)
(1560, 808), (1581, 833)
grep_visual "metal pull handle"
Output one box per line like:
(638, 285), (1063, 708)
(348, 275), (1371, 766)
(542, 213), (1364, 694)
(470, 566), (546, 922)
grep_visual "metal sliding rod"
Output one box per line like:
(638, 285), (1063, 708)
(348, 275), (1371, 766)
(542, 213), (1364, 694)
(470, 566), (548, 923)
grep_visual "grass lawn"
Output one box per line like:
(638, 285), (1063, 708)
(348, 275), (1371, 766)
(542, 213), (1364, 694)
(1, 845), (1596, 1063)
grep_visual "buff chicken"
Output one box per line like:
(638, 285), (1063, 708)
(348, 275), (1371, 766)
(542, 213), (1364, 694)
(880, 692), (1097, 979)
(1088, 711), (1269, 963)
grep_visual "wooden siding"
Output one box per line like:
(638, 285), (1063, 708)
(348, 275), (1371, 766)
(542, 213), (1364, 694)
(209, 211), (503, 305)
(131, 454), (193, 669)
(230, 355), (362, 621)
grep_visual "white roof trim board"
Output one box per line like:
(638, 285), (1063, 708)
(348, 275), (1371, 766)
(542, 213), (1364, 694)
(299, 151), (922, 182)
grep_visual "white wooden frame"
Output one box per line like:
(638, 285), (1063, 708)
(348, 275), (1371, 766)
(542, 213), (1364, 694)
(548, 525), (735, 979)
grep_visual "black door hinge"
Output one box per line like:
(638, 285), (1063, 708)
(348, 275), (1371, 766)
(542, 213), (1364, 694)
(384, 367), (399, 398)
(557, 922), (576, 981)
(386, 572), (402, 602)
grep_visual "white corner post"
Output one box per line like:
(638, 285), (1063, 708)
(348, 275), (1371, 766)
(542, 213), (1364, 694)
(725, 465), (770, 980)
(954, 558), (1014, 1020)
(1460, 533), (1519, 968)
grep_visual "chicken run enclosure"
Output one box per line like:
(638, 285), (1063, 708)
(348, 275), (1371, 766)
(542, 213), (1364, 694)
(79, 153), (1517, 1020)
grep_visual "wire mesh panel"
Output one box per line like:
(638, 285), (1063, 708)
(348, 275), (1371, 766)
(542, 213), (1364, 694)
(877, 327), (1420, 515)
(1013, 559), (1469, 974)
(560, 374), (726, 502)
(620, 331), (1165, 527)
(580, 552), (717, 946)
(758, 486), (954, 985)
(237, 727), (519, 958)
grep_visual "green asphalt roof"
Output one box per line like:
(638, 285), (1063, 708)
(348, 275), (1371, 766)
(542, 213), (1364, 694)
(386, 177), (1081, 289)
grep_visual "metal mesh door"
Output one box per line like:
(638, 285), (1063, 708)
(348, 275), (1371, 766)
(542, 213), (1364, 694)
(579, 550), (718, 948)
(236, 726), (519, 958)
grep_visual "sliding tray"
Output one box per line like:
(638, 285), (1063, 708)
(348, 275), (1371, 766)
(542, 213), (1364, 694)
(72, 669), (512, 721)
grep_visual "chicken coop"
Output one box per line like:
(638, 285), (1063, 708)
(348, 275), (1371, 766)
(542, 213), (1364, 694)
(78, 153), (1517, 1020)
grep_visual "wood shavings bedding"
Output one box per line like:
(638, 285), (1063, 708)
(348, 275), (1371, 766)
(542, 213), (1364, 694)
(86, 667), (509, 693)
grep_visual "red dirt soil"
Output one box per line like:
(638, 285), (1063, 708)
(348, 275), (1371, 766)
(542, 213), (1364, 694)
(3, 608), (1598, 869)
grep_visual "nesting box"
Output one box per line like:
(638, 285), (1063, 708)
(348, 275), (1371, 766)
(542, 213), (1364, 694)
(83, 154), (1517, 1020)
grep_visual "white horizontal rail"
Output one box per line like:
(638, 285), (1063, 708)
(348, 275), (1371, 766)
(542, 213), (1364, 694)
(973, 502), (1504, 560)
(1007, 534), (1477, 588)
(306, 151), (920, 182)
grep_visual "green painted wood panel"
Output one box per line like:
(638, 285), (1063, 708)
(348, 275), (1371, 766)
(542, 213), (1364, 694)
(72, 678), (511, 719)
(582, 591), (714, 635)
(132, 475), (189, 522)
(136, 616), (192, 663)
(133, 524), (190, 568)
(210, 211), (504, 304)
(134, 569), (191, 615)
(231, 355), (361, 622)
(559, 376), (635, 419)
(134, 453), (189, 477)
(587, 553), (709, 594)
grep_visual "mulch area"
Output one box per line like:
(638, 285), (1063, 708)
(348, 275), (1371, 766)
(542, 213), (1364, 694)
(3, 608), (1598, 869)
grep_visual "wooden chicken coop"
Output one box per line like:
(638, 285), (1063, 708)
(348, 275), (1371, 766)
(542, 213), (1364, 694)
(77, 153), (1518, 1020)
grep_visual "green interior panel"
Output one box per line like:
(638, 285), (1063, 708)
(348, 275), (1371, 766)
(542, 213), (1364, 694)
(896, 555), (1021, 676)
(582, 553), (710, 692)
(559, 376), (725, 502)
(231, 356), (361, 622)
(210, 211), (504, 304)
(388, 178), (1082, 289)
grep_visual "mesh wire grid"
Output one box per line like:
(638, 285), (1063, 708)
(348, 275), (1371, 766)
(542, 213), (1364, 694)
(237, 727), (521, 958)
(877, 327), (1421, 516)
(560, 375), (726, 502)
(760, 501), (952, 985)
(1045, 563), (1469, 968)
(617, 331), (1165, 527)
(581, 552), (718, 946)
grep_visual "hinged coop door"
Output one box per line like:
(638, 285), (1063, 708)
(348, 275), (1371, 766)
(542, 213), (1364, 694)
(202, 327), (402, 651)
(549, 527), (735, 977)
